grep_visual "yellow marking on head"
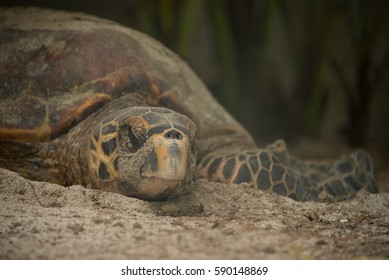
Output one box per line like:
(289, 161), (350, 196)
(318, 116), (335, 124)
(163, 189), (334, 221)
(89, 124), (119, 180)
(131, 117), (147, 133)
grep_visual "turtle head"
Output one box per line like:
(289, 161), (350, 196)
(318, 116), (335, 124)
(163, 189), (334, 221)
(88, 107), (196, 200)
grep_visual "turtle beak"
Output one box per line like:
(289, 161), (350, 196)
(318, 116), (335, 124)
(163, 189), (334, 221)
(139, 129), (190, 199)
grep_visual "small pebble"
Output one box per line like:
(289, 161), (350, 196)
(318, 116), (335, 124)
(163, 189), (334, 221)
(132, 222), (142, 229)
(340, 218), (348, 223)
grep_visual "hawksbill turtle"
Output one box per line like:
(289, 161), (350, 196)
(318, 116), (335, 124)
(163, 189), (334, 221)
(0, 7), (378, 201)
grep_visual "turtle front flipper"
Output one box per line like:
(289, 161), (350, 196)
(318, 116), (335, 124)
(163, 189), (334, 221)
(196, 139), (378, 201)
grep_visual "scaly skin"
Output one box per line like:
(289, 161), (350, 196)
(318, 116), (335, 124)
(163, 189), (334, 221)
(196, 140), (378, 201)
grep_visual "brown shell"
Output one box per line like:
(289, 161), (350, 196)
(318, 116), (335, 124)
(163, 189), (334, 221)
(0, 7), (249, 144)
(0, 8), (178, 142)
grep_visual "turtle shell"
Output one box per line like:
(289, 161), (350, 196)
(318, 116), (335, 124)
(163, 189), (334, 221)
(0, 8), (184, 142)
(0, 7), (249, 148)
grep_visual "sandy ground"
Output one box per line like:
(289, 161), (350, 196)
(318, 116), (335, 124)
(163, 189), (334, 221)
(1, 8), (388, 260)
(1, 166), (388, 260)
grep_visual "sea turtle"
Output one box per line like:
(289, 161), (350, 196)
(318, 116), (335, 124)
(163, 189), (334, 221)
(0, 7), (378, 201)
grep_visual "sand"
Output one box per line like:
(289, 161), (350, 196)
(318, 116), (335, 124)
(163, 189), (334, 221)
(1, 167), (388, 259)
(1, 7), (388, 260)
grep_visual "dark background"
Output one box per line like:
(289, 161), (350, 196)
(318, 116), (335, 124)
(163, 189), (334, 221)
(2, 0), (389, 167)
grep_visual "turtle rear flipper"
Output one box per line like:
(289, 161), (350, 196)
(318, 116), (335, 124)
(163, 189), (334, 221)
(318, 150), (378, 200)
(196, 140), (378, 202)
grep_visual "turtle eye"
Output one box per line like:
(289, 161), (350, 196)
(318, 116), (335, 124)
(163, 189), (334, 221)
(119, 123), (144, 153)
(127, 127), (143, 152)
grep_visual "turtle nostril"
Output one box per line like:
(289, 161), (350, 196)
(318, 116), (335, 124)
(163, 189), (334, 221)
(164, 129), (182, 140)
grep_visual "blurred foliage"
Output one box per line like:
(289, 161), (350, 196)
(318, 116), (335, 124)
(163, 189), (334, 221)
(2, 0), (389, 146)
(125, 0), (389, 146)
